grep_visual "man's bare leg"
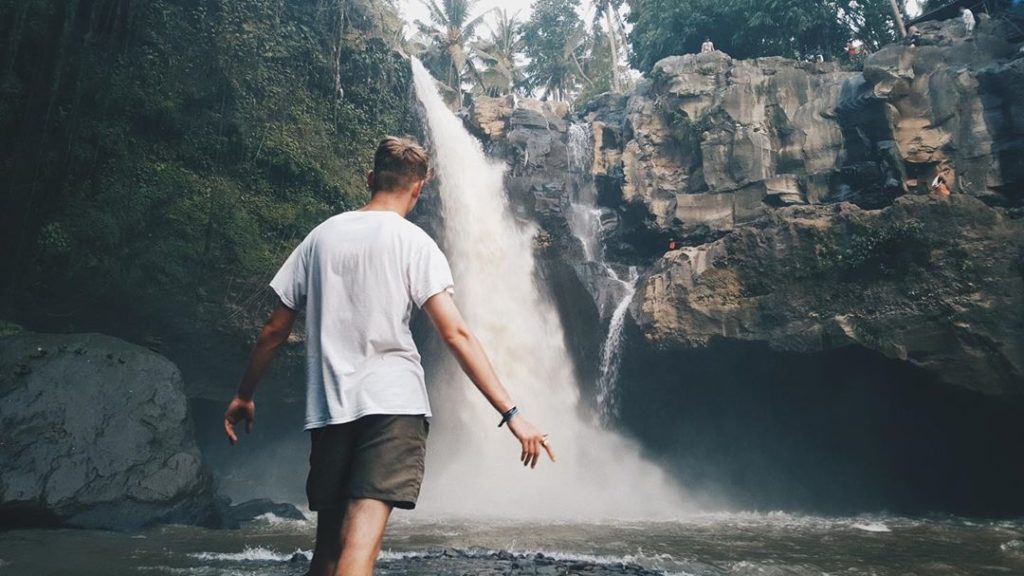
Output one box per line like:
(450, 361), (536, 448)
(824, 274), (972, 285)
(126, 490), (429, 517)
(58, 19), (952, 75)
(309, 508), (344, 576)
(333, 498), (393, 576)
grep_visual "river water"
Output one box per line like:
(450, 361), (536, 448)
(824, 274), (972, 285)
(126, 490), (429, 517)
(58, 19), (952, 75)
(2, 512), (1024, 575)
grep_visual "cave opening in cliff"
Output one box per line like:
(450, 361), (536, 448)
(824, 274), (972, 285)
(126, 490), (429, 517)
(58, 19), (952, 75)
(615, 335), (1024, 517)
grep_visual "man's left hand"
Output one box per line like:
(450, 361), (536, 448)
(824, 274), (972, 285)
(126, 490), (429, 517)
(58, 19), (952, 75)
(224, 396), (255, 445)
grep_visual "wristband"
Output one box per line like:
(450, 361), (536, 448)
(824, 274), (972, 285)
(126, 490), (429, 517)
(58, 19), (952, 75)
(498, 406), (519, 427)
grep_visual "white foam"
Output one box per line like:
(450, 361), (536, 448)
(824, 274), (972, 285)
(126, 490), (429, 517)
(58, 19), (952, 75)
(187, 546), (310, 563)
(852, 522), (891, 533)
(1001, 539), (1024, 554)
(250, 512), (312, 527)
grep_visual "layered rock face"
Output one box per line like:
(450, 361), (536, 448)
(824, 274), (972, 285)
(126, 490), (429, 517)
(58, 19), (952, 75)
(639, 195), (1024, 394)
(0, 332), (219, 529)
(603, 53), (855, 244)
(467, 15), (1023, 398)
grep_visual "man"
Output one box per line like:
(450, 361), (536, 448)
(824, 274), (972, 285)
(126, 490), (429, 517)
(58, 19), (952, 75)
(700, 37), (715, 53)
(961, 7), (976, 36)
(223, 136), (555, 576)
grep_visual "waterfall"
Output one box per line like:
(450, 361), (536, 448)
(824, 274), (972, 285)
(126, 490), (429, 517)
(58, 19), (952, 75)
(565, 121), (638, 422)
(410, 58), (691, 520)
(595, 266), (639, 423)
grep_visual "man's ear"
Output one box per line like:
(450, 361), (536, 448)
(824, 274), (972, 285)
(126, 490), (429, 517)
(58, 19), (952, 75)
(367, 171), (375, 191)
(411, 180), (425, 200)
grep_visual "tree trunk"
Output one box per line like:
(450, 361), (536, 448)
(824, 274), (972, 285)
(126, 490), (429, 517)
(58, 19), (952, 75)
(889, 0), (907, 38)
(604, 3), (621, 92)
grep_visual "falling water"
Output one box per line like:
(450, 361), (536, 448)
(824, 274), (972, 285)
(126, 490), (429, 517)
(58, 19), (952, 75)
(595, 266), (639, 423)
(410, 59), (690, 520)
(564, 121), (640, 421)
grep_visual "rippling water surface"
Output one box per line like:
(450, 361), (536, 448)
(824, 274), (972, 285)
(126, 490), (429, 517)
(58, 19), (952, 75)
(2, 512), (1023, 575)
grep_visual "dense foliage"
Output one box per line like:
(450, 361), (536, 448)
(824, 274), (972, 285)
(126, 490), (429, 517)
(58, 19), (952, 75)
(0, 0), (416, 342)
(521, 0), (590, 101)
(626, 0), (910, 72)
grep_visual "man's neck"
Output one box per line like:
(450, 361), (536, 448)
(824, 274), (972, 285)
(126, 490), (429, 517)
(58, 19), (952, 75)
(360, 192), (411, 217)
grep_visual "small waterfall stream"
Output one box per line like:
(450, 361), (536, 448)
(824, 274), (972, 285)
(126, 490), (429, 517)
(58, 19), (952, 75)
(595, 266), (638, 423)
(565, 122), (638, 422)
(410, 59), (690, 519)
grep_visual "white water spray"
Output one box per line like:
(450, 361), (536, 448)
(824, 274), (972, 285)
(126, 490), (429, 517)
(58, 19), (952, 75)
(410, 59), (691, 520)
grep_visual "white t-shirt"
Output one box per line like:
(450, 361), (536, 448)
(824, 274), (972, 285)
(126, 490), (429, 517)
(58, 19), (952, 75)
(269, 210), (454, 430)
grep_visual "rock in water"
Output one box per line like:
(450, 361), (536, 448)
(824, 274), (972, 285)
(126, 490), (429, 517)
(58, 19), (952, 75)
(0, 332), (219, 529)
(223, 498), (307, 525)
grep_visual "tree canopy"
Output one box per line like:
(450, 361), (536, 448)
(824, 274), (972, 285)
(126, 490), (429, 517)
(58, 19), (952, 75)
(521, 0), (591, 101)
(626, 0), (911, 72)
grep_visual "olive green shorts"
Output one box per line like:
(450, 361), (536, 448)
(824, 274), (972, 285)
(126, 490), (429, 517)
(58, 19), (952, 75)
(306, 414), (430, 511)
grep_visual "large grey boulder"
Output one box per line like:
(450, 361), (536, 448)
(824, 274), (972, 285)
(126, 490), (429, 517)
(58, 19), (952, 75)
(0, 332), (219, 529)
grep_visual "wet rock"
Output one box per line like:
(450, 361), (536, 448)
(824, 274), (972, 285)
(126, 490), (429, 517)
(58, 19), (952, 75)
(372, 548), (664, 575)
(636, 195), (1024, 395)
(222, 498), (306, 525)
(0, 332), (219, 529)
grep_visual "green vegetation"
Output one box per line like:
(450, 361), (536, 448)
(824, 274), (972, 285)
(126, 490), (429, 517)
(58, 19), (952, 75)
(817, 221), (932, 281)
(412, 0), (494, 107)
(521, 0), (590, 102)
(0, 0), (416, 340)
(471, 9), (524, 97)
(626, 0), (911, 72)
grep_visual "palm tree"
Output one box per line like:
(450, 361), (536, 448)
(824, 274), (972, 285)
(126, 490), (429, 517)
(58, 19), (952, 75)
(471, 9), (524, 97)
(414, 0), (494, 109)
(525, 23), (590, 102)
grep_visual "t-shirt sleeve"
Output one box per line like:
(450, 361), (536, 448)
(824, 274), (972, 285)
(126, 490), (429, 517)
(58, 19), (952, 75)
(410, 238), (455, 308)
(269, 235), (311, 311)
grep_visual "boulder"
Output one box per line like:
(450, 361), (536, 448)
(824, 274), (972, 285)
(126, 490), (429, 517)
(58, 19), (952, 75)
(635, 195), (1024, 395)
(0, 332), (219, 529)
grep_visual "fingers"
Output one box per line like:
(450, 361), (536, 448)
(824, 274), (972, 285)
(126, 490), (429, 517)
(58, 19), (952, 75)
(224, 417), (238, 445)
(531, 437), (540, 469)
(543, 441), (557, 463)
(246, 410), (254, 434)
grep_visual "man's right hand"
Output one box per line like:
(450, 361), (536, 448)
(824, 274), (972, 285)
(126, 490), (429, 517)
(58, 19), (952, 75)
(224, 395), (255, 445)
(507, 415), (556, 469)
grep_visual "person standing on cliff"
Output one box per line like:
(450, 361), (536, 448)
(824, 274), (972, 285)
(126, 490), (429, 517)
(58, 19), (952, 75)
(961, 7), (976, 36)
(222, 136), (555, 576)
(701, 38), (715, 53)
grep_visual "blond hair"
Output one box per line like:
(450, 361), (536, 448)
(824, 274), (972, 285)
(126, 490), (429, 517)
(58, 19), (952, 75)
(372, 136), (431, 192)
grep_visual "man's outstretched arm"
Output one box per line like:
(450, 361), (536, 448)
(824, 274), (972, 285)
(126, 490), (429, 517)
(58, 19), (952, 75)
(421, 291), (555, 468)
(224, 299), (298, 444)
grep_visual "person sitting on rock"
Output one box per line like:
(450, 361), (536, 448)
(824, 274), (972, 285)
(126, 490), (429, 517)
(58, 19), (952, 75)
(701, 38), (715, 53)
(930, 175), (951, 198)
(903, 26), (922, 47)
(668, 238), (678, 251)
(961, 7), (976, 36)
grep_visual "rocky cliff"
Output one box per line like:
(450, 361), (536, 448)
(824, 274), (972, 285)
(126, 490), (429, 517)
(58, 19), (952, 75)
(469, 14), (1024, 398)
